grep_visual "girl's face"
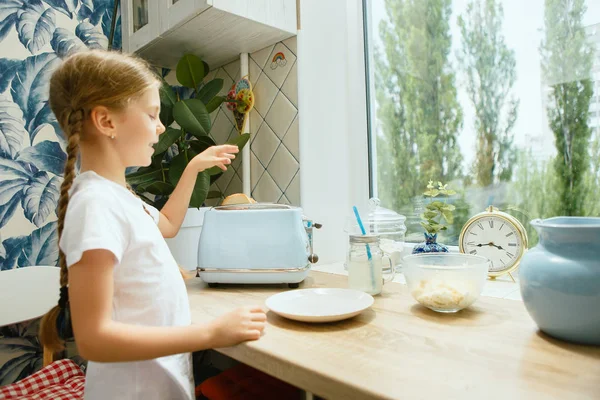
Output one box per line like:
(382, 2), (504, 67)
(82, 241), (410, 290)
(115, 87), (165, 167)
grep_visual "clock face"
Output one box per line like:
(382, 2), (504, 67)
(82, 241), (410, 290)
(460, 215), (524, 273)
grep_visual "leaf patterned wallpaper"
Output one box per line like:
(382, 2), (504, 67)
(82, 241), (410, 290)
(0, 0), (120, 271)
(0, 0), (120, 385)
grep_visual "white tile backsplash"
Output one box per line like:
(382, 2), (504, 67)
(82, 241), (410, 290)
(224, 173), (243, 197)
(249, 39), (300, 206)
(214, 68), (234, 97)
(253, 73), (278, 117)
(281, 61), (298, 108)
(282, 36), (297, 55)
(253, 123), (280, 167)
(251, 44), (275, 70)
(283, 115), (299, 161)
(265, 92), (297, 140)
(223, 59), (241, 82)
(253, 171), (282, 203)
(210, 111), (235, 145)
(249, 57), (262, 86)
(250, 150), (266, 190)
(268, 145), (299, 192)
(249, 109), (264, 143)
(286, 171), (301, 206)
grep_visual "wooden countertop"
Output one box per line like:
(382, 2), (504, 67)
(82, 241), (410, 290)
(186, 271), (600, 400)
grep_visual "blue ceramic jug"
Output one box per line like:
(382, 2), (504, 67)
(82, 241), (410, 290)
(519, 217), (600, 346)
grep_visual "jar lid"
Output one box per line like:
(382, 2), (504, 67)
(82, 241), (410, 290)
(344, 199), (407, 235)
(368, 198), (407, 226)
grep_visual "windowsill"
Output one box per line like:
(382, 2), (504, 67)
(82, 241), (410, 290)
(312, 260), (523, 301)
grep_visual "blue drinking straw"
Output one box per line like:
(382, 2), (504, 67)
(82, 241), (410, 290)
(353, 206), (376, 289)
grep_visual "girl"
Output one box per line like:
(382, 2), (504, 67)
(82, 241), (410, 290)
(39, 50), (267, 400)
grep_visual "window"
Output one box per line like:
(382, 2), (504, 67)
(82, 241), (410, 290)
(364, 0), (600, 247)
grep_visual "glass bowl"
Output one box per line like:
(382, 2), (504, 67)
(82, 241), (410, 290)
(402, 253), (489, 313)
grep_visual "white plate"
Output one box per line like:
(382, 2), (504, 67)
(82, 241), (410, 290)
(265, 288), (374, 323)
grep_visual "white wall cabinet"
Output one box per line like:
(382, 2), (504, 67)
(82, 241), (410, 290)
(122, 0), (297, 69)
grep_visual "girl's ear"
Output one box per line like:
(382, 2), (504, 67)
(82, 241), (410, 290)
(89, 105), (118, 139)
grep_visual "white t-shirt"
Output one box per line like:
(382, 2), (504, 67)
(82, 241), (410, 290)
(59, 171), (194, 400)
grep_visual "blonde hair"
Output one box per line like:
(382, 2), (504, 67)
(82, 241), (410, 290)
(40, 50), (161, 361)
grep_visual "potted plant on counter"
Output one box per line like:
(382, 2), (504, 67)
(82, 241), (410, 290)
(126, 54), (250, 269)
(412, 181), (456, 254)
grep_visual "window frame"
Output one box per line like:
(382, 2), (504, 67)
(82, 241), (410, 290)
(297, 0), (371, 264)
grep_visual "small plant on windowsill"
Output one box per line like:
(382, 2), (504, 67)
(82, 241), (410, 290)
(412, 181), (456, 254)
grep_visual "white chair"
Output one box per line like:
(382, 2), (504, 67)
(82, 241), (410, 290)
(0, 266), (61, 366)
(0, 266), (60, 327)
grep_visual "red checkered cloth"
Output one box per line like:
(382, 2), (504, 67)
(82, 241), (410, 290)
(0, 359), (85, 400)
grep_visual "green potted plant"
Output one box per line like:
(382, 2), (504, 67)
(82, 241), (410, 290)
(412, 181), (456, 254)
(126, 54), (250, 269)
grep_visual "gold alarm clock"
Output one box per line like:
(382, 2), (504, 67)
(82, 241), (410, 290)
(459, 205), (528, 282)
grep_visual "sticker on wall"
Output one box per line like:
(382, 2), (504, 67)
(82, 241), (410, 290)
(270, 52), (287, 70)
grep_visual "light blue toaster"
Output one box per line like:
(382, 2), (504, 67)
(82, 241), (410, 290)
(197, 204), (321, 288)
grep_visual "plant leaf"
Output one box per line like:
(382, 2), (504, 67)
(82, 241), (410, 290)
(0, 190), (24, 230)
(188, 136), (216, 155)
(422, 210), (438, 219)
(176, 54), (205, 89)
(173, 99), (210, 137)
(441, 209), (454, 224)
(0, 94), (26, 159)
(16, 0), (56, 54)
(205, 96), (225, 113)
(159, 83), (177, 107)
(126, 166), (162, 186)
(22, 172), (61, 227)
(0, 1), (23, 44)
(159, 105), (174, 128)
(209, 171), (223, 185)
(75, 20), (107, 49)
(43, 0), (78, 18)
(50, 27), (86, 58)
(18, 221), (58, 267)
(167, 152), (187, 186)
(90, 0), (113, 25)
(77, 0), (93, 20)
(198, 79), (223, 104)
(29, 102), (61, 143)
(0, 352), (42, 385)
(0, 58), (21, 93)
(189, 171), (210, 208)
(1, 235), (24, 270)
(17, 140), (66, 176)
(11, 52), (61, 136)
(429, 201), (445, 208)
(420, 221), (434, 233)
(226, 133), (251, 150)
(206, 190), (222, 199)
(0, 157), (32, 181)
(441, 204), (456, 212)
(143, 181), (174, 196)
(153, 128), (181, 155)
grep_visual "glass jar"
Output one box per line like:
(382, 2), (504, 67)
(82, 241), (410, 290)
(346, 234), (394, 295)
(345, 198), (407, 272)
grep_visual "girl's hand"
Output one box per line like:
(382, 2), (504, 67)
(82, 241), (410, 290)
(208, 306), (267, 348)
(190, 145), (239, 172)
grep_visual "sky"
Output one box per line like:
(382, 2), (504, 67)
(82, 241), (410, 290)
(368, 0), (600, 170)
